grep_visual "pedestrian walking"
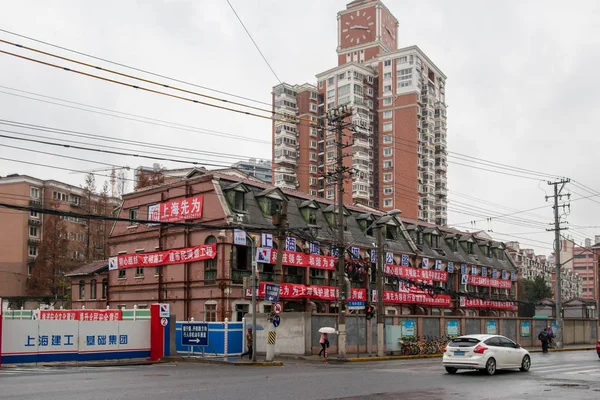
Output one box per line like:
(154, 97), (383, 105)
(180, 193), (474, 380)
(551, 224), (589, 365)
(547, 325), (555, 348)
(240, 328), (253, 359)
(538, 327), (550, 353)
(318, 332), (329, 357)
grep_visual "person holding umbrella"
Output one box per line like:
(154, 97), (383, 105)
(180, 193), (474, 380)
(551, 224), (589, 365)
(318, 327), (336, 362)
(318, 332), (329, 357)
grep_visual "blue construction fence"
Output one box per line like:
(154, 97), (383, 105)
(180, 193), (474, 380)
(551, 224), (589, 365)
(175, 321), (244, 356)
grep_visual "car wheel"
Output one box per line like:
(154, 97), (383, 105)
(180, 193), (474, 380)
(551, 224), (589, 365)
(485, 358), (496, 376)
(520, 355), (531, 372)
(445, 367), (458, 374)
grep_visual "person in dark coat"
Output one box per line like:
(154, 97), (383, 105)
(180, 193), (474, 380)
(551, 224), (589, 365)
(538, 327), (550, 353)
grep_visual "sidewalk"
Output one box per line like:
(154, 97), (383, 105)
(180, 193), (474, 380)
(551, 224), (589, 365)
(1, 358), (162, 369)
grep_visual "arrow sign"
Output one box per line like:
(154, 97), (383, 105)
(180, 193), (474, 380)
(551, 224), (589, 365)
(181, 323), (209, 346)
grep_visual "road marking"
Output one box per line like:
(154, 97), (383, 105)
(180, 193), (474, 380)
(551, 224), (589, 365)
(562, 368), (600, 375)
(532, 363), (581, 371)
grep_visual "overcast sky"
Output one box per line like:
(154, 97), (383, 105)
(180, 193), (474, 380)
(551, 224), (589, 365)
(1, 0), (599, 257)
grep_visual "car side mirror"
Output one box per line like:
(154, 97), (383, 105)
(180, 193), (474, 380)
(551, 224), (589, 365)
(514, 343), (521, 349)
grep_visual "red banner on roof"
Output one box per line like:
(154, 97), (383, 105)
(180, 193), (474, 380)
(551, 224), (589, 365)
(148, 195), (204, 223)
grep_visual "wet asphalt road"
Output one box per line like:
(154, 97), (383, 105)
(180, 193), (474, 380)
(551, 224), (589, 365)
(1, 351), (599, 400)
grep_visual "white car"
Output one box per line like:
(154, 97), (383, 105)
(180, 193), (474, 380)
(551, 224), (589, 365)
(442, 334), (531, 376)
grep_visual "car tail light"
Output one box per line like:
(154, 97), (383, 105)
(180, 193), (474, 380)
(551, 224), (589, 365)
(443, 346), (447, 353)
(473, 344), (488, 354)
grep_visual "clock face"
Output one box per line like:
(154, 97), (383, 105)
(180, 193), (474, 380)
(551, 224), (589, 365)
(381, 12), (396, 49)
(340, 8), (375, 48)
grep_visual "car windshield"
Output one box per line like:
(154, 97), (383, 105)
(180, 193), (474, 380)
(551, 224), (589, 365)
(449, 338), (480, 348)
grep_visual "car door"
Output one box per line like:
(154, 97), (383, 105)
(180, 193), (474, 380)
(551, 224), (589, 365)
(498, 337), (520, 367)
(483, 337), (507, 367)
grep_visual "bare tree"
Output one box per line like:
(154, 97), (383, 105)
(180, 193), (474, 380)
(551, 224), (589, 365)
(27, 200), (72, 297)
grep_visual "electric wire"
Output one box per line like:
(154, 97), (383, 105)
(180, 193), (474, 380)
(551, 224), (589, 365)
(0, 28), (272, 107)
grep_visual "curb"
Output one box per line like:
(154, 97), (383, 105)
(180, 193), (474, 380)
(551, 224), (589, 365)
(528, 347), (595, 353)
(163, 357), (284, 367)
(346, 354), (443, 362)
(40, 360), (164, 368)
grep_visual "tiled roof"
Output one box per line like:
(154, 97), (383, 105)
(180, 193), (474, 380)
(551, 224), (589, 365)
(65, 260), (108, 277)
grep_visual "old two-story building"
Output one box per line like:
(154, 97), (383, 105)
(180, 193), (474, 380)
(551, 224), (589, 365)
(96, 168), (518, 322)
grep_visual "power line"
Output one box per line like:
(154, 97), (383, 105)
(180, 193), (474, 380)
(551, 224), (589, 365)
(0, 28), (272, 107)
(0, 86), (271, 144)
(0, 201), (275, 232)
(0, 119), (266, 163)
(225, 0), (282, 84)
(0, 37), (293, 122)
(0, 49), (293, 124)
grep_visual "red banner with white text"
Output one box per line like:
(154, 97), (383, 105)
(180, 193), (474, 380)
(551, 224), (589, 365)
(109, 244), (216, 269)
(39, 309), (122, 321)
(148, 195), (204, 223)
(460, 297), (514, 310)
(371, 291), (452, 307)
(246, 281), (366, 301)
(384, 264), (448, 283)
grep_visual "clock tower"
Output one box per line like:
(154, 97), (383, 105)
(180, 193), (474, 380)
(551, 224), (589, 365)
(337, 0), (398, 65)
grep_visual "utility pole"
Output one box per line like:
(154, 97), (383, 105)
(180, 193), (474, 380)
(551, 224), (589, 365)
(546, 178), (570, 349)
(327, 105), (353, 360)
(375, 225), (385, 357)
(266, 200), (287, 362)
(274, 200), (288, 284)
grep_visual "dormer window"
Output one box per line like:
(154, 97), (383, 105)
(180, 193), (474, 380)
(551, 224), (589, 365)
(486, 245), (492, 257)
(431, 235), (439, 249)
(417, 231), (423, 245)
(224, 183), (250, 212)
(358, 219), (374, 236)
(233, 191), (245, 210)
(300, 206), (318, 225)
(256, 188), (286, 217)
(385, 225), (397, 240)
(498, 249), (505, 260)
(467, 242), (473, 254)
(452, 238), (458, 251)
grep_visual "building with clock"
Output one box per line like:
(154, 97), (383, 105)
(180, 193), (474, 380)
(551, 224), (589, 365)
(272, 0), (448, 226)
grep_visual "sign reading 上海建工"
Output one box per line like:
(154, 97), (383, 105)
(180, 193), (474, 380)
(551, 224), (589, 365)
(264, 283), (281, 303)
(181, 323), (209, 346)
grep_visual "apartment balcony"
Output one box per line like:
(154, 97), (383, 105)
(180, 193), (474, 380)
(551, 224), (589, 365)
(353, 151), (371, 161)
(352, 190), (370, 200)
(435, 186), (447, 196)
(353, 138), (370, 151)
(275, 180), (297, 190)
(70, 201), (81, 208)
(28, 218), (42, 226)
(435, 174), (448, 185)
(29, 199), (42, 207)
(28, 238), (41, 246)
(274, 155), (298, 166)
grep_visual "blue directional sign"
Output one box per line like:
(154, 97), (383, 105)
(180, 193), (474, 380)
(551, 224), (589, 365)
(272, 315), (281, 328)
(348, 300), (365, 310)
(265, 283), (281, 303)
(181, 323), (209, 346)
